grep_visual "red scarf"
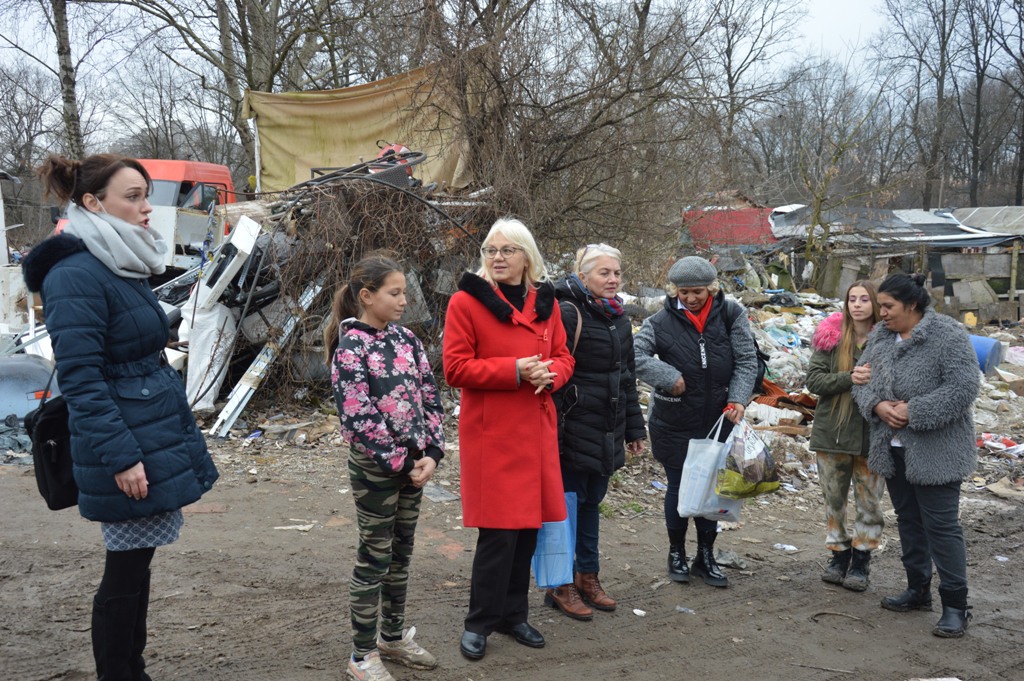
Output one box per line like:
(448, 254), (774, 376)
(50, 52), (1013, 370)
(683, 295), (713, 332)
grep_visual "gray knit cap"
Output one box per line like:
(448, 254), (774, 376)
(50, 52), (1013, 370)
(668, 256), (718, 288)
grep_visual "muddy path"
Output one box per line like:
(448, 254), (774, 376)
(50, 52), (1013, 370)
(1, 438), (1022, 681)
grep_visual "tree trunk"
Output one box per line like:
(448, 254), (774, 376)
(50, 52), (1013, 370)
(1016, 112), (1024, 206)
(216, 0), (256, 174)
(968, 71), (985, 205)
(51, 0), (84, 158)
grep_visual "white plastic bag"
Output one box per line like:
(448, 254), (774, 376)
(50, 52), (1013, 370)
(677, 416), (743, 522)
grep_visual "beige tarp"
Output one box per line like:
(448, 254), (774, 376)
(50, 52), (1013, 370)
(242, 66), (473, 193)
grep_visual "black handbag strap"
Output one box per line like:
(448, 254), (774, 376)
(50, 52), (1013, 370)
(39, 366), (58, 409)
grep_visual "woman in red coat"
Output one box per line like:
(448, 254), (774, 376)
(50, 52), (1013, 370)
(443, 217), (574, 661)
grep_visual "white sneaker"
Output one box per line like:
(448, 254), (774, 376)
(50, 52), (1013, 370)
(377, 626), (438, 670)
(346, 651), (395, 681)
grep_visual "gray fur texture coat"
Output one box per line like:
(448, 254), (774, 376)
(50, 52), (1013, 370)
(851, 309), (979, 486)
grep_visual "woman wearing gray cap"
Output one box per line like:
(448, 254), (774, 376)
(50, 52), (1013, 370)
(634, 256), (759, 587)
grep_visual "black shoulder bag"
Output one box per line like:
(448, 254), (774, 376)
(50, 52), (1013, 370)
(23, 366), (78, 510)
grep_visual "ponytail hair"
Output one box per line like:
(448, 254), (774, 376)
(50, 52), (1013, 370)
(878, 272), (930, 312)
(322, 253), (403, 364)
(36, 153), (151, 206)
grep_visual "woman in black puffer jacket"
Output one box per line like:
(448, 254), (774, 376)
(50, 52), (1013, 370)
(548, 243), (646, 621)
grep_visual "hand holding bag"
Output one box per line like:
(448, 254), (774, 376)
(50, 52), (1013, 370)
(532, 492), (577, 588)
(677, 415), (742, 522)
(23, 367), (77, 510)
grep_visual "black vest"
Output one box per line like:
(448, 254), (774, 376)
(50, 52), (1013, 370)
(648, 292), (736, 437)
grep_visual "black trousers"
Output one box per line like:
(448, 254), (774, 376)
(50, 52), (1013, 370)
(887, 447), (968, 591)
(663, 465), (718, 536)
(465, 528), (538, 635)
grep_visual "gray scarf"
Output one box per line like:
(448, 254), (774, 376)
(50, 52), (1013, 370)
(63, 203), (167, 279)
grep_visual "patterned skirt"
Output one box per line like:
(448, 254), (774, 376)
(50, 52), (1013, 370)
(101, 509), (184, 551)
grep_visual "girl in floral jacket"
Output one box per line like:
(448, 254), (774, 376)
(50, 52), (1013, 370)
(325, 254), (445, 681)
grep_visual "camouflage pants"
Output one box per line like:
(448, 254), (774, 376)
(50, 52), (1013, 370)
(348, 449), (422, 657)
(816, 452), (885, 552)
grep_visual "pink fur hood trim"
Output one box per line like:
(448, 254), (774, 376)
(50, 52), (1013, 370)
(811, 311), (843, 352)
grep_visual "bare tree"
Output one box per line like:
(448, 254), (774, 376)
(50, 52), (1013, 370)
(408, 0), (718, 281)
(0, 0), (126, 157)
(694, 0), (806, 189)
(993, 0), (1024, 204)
(94, 0), (378, 174)
(878, 0), (964, 210)
(947, 0), (1008, 205)
(0, 62), (60, 173)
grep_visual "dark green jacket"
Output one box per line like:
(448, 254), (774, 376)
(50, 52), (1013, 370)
(806, 312), (869, 456)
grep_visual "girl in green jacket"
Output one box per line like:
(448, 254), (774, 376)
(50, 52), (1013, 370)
(806, 280), (883, 591)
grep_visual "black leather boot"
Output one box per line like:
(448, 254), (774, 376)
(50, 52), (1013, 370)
(92, 593), (140, 681)
(130, 571), (152, 681)
(690, 530), (728, 588)
(881, 579), (932, 612)
(842, 549), (871, 592)
(667, 528), (689, 583)
(821, 549), (852, 585)
(933, 587), (972, 638)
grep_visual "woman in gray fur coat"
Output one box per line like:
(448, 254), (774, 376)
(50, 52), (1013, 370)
(852, 273), (979, 638)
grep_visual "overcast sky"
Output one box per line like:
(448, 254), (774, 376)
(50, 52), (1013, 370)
(800, 0), (887, 57)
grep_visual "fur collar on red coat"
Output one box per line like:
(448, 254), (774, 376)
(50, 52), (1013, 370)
(811, 311), (843, 352)
(457, 272), (556, 321)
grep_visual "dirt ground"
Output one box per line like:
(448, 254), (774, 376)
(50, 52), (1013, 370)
(2, 421), (1023, 681)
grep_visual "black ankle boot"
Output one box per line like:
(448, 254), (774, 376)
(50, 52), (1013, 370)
(667, 528), (689, 583)
(668, 545), (690, 583)
(881, 579), (932, 612)
(933, 587), (972, 638)
(821, 549), (852, 585)
(842, 549), (871, 592)
(690, 530), (728, 588)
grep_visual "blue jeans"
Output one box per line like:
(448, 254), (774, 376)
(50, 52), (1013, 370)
(561, 466), (610, 574)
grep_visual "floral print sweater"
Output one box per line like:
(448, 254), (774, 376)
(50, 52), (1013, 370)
(332, 319), (445, 474)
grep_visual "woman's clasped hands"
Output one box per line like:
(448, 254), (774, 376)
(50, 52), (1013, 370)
(874, 399), (909, 429)
(517, 353), (557, 394)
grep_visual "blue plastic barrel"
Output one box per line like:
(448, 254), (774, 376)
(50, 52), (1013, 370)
(969, 335), (1001, 374)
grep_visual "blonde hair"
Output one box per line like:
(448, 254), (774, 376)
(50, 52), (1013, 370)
(831, 280), (881, 427)
(575, 243), (622, 275)
(475, 217), (548, 286)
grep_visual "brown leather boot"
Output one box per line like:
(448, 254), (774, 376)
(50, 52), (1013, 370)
(543, 584), (593, 621)
(575, 572), (617, 611)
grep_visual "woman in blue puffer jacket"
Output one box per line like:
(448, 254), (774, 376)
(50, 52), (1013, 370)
(22, 153), (219, 681)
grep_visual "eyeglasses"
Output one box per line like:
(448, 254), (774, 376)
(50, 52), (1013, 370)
(481, 246), (524, 259)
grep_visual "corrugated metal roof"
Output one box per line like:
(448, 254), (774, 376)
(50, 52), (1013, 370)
(953, 207), (1024, 234)
(768, 204), (1014, 245)
(891, 209), (958, 225)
